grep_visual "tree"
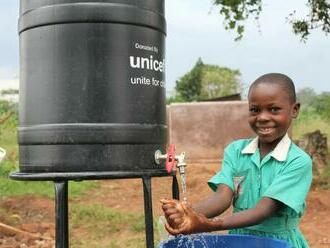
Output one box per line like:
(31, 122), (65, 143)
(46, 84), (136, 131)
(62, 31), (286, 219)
(0, 89), (19, 95)
(297, 87), (317, 106)
(200, 65), (241, 99)
(174, 58), (204, 102)
(172, 58), (241, 102)
(213, 0), (330, 41)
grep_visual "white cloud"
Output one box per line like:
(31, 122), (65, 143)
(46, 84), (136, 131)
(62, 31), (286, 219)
(0, 79), (19, 90)
(166, 0), (224, 34)
(0, 67), (17, 78)
(0, 67), (18, 89)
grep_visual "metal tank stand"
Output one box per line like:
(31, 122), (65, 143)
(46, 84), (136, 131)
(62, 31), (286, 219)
(10, 171), (180, 248)
(54, 181), (69, 248)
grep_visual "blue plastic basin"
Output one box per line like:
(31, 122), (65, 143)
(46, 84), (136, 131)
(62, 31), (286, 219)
(159, 234), (292, 248)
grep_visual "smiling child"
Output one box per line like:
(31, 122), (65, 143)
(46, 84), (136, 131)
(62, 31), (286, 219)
(161, 73), (312, 248)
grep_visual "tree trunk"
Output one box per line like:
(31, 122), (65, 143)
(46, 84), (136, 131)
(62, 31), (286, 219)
(295, 130), (329, 175)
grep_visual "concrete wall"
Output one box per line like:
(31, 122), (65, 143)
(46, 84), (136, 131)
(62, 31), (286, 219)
(167, 101), (255, 163)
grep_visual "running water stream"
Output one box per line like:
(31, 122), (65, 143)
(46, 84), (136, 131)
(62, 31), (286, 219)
(176, 151), (188, 203)
(179, 172), (187, 203)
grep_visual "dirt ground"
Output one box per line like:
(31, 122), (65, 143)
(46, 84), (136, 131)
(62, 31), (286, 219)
(1, 163), (330, 247)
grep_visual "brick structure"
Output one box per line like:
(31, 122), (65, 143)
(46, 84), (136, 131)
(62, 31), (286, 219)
(167, 101), (255, 163)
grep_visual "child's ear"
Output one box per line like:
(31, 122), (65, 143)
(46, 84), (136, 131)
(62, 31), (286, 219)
(291, 102), (300, 118)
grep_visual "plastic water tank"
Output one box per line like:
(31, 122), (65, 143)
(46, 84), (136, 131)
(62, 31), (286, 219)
(18, 0), (167, 172)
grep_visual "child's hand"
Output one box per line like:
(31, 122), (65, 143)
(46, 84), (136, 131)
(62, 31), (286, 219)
(160, 199), (184, 229)
(160, 199), (221, 235)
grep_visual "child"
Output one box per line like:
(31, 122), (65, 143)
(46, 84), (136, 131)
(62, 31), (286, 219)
(161, 73), (312, 248)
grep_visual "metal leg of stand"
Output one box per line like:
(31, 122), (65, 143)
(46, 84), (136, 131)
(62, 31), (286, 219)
(142, 176), (154, 248)
(172, 175), (180, 200)
(54, 181), (69, 248)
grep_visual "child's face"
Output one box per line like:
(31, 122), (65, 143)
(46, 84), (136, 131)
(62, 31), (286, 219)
(248, 83), (300, 146)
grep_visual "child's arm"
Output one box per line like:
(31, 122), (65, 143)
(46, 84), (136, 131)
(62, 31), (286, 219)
(218, 197), (283, 229)
(191, 184), (234, 218)
(162, 197), (283, 235)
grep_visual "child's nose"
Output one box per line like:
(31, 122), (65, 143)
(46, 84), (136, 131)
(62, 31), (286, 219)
(257, 111), (271, 121)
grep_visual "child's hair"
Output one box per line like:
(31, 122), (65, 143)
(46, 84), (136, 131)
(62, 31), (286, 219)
(248, 73), (297, 103)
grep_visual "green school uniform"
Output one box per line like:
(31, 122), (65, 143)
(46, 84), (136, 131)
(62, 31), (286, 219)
(208, 134), (312, 248)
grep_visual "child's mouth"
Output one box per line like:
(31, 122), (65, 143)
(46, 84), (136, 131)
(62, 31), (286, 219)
(257, 127), (274, 135)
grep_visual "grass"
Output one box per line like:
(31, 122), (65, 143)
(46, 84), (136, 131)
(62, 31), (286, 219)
(0, 178), (98, 198)
(70, 204), (145, 234)
(72, 236), (146, 248)
(293, 109), (330, 145)
(69, 203), (151, 248)
(0, 113), (99, 199)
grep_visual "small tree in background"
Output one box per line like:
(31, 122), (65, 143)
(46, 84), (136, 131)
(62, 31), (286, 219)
(297, 87), (317, 106)
(174, 58), (204, 102)
(200, 65), (241, 99)
(296, 87), (330, 121)
(170, 58), (241, 103)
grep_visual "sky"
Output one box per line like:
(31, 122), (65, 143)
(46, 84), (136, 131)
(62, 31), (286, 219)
(1, 0), (329, 96)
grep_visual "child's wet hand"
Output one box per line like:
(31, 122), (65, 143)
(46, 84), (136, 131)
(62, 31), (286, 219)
(160, 198), (178, 215)
(163, 202), (220, 235)
(160, 199), (185, 228)
(160, 199), (183, 213)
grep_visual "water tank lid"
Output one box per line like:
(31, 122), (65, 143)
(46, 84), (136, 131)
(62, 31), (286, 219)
(20, 0), (165, 15)
(19, 1), (166, 34)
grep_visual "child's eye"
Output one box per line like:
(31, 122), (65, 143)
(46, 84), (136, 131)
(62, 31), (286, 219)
(270, 107), (280, 113)
(249, 107), (259, 113)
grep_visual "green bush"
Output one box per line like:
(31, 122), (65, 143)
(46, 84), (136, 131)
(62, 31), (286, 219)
(312, 92), (330, 121)
(0, 100), (14, 114)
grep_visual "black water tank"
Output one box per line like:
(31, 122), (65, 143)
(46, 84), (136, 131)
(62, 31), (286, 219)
(18, 0), (167, 173)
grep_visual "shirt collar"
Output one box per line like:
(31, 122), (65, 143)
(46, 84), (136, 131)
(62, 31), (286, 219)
(241, 133), (291, 161)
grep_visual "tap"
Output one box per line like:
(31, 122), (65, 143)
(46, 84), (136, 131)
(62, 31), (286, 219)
(175, 152), (186, 176)
(154, 144), (186, 174)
